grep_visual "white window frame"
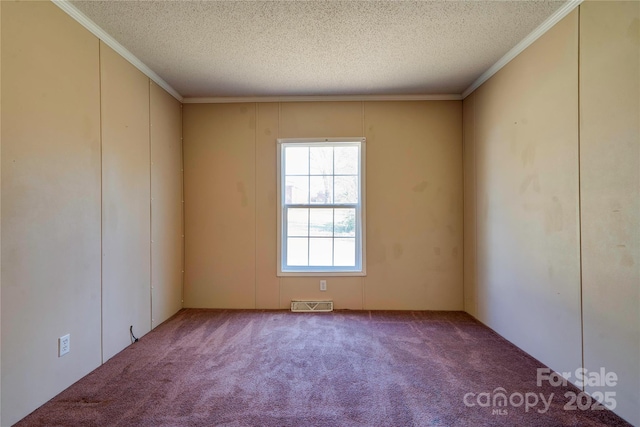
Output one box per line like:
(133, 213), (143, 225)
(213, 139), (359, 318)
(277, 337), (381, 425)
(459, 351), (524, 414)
(277, 137), (366, 276)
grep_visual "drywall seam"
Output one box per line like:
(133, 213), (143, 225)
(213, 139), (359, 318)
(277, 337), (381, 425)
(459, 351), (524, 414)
(1, 1), (3, 420)
(180, 104), (185, 307)
(461, 102), (465, 312)
(51, 0), (183, 102)
(149, 79), (153, 328)
(462, 0), (583, 99)
(98, 38), (104, 365)
(254, 103), (258, 309)
(576, 4), (585, 393)
(362, 101), (366, 310)
(278, 102), (282, 308)
(473, 93), (478, 316)
(471, 95), (480, 317)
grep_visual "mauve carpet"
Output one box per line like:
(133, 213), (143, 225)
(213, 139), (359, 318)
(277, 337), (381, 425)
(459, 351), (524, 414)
(16, 309), (631, 427)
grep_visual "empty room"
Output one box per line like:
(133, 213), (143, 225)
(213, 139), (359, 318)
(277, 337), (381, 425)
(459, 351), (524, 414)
(1, 0), (638, 426)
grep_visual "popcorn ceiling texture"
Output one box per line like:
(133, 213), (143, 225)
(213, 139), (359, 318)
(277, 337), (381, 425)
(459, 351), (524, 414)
(71, 1), (564, 98)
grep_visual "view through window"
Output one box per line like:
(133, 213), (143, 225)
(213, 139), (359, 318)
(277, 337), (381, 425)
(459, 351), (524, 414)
(277, 138), (365, 275)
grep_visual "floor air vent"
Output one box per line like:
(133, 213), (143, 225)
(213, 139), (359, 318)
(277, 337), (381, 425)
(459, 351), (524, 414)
(291, 300), (333, 312)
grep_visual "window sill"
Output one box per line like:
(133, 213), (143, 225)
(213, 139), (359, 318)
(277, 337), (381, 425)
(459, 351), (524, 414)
(277, 271), (366, 277)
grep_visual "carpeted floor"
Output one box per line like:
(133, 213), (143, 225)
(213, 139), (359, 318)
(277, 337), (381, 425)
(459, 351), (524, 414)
(16, 309), (631, 426)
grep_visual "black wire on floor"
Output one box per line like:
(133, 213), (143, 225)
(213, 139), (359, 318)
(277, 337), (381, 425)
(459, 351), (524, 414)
(130, 325), (139, 343)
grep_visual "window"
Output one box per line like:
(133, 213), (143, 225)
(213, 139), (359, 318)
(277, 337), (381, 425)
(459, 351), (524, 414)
(277, 138), (366, 276)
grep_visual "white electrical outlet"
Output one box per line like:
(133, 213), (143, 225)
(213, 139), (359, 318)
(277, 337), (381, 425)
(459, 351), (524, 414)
(59, 334), (70, 357)
(320, 280), (327, 291)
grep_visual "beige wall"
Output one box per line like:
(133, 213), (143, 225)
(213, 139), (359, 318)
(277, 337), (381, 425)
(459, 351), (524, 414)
(183, 101), (463, 310)
(183, 104), (257, 308)
(1, 2), (102, 425)
(3, 0), (637, 425)
(150, 82), (184, 328)
(255, 103), (280, 308)
(365, 102), (463, 309)
(463, 4), (639, 425)
(580, 2), (639, 424)
(464, 9), (582, 378)
(0, 2), (183, 425)
(462, 94), (477, 317)
(100, 42), (152, 361)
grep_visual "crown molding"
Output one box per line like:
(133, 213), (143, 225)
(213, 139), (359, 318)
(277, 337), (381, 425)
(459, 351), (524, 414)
(183, 94), (462, 104)
(461, 0), (583, 99)
(52, 0), (183, 102)
(52, 0), (580, 104)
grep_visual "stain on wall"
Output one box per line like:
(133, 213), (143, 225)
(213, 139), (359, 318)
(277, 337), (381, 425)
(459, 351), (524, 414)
(183, 100), (463, 310)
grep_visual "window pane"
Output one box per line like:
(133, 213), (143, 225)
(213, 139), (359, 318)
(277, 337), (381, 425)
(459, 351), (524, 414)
(310, 176), (333, 204)
(334, 176), (358, 204)
(279, 139), (363, 273)
(285, 176), (309, 204)
(285, 146), (308, 175)
(309, 209), (333, 236)
(334, 146), (358, 175)
(309, 238), (332, 266)
(334, 238), (356, 266)
(287, 208), (308, 237)
(310, 146), (333, 175)
(334, 209), (355, 237)
(287, 238), (308, 266)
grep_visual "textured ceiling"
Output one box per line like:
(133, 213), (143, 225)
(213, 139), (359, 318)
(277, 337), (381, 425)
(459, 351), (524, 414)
(71, 1), (565, 98)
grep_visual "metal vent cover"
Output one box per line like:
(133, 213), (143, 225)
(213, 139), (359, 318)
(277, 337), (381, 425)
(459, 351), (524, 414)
(291, 300), (334, 312)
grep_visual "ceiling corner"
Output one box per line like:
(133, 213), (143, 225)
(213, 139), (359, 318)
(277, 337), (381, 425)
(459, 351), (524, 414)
(51, 0), (184, 102)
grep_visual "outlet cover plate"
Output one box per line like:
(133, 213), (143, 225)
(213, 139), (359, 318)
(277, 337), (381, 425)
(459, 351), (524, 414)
(59, 334), (70, 357)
